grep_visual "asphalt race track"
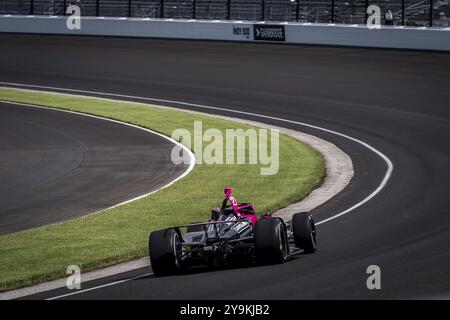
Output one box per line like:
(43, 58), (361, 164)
(0, 101), (187, 235)
(1, 34), (449, 299)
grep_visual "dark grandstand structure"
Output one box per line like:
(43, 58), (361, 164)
(1, 0), (449, 26)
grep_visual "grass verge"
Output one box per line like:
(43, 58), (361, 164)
(0, 87), (325, 291)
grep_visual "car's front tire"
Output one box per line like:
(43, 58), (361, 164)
(292, 212), (317, 253)
(149, 228), (183, 276)
(254, 218), (289, 264)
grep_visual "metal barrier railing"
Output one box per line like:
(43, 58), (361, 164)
(0, 0), (448, 27)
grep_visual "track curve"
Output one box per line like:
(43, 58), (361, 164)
(0, 101), (188, 235)
(1, 34), (449, 299)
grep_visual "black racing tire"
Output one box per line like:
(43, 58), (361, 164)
(186, 223), (204, 233)
(254, 218), (289, 265)
(292, 212), (317, 253)
(149, 228), (183, 276)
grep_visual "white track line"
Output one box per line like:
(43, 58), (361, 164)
(0, 100), (196, 214)
(0, 82), (394, 299)
(0, 81), (394, 226)
(46, 273), (153, 300)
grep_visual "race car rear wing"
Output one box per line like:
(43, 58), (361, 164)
(173, 219), (251, 229)
(173, 219), (252, 241)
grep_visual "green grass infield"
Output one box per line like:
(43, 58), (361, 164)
(0, 87), (325, 291)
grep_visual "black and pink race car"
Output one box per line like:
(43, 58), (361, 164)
(149, 188), (317, 276)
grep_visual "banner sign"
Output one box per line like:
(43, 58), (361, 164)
(253, 24), (286, 41)
(232, 25), (252, 40)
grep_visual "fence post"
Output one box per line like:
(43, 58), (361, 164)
(262, 0), (265, 21)
(429, 0), (433, 26)
(30, 0), (34, 14)
(401, 0), (405, 25)
(296, 0), (300, 22)
(331, 0), (335, 23)
(128, 0), (132, 17)
(193, 0), (196, 19)
(227, 0), (231, 19)
(63, 0), (66, 15)
(160, 0), (164, 18)
(364, 0), (369, 23)
(96, 0), (100, 16)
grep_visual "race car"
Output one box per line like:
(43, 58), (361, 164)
(148, 187), (317, 276)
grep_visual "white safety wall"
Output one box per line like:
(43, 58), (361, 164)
(1, 15), (449, 51)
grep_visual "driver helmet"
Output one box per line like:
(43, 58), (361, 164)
(224, 187), (232, 198)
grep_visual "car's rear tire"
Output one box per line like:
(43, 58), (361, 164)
(254, 218), (288, 264)
(186, 223), (204, 233)
(292, 212), (317, 253)
(149, 228), (183, 276)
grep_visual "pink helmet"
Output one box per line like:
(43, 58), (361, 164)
(224, 187), (232, 197)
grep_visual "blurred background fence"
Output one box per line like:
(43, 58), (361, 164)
(1, 0), (448, 27)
